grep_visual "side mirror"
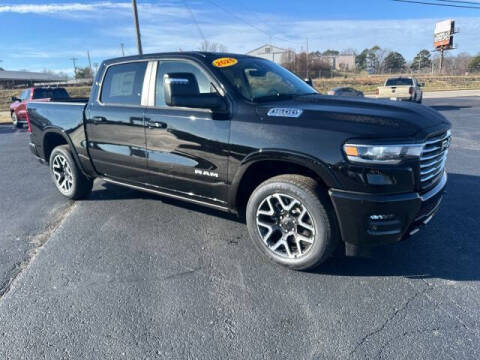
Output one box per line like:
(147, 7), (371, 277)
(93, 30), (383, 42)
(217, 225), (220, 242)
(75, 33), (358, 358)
(164, 72), (226, 112)
(11, 96), (20, 102)
(304, 77), (313, 86)
(420, 82), (425, 87)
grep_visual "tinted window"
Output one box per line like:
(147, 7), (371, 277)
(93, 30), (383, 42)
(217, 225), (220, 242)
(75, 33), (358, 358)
(155, 61), (212, 107)
(385, 78), (413, 86)
(33, 88), (69, 100)
(101, 62), (147, 105)
(20, 89), (30, 100)
(214, 58), (315, 102)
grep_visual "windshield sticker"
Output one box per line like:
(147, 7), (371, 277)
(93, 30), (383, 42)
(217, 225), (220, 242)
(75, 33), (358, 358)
(267, 108), (303, 118)
(212, 57), (238, 68)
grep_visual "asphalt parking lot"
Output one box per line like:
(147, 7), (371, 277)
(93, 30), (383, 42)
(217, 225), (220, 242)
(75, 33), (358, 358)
(0, 97), (479, 359)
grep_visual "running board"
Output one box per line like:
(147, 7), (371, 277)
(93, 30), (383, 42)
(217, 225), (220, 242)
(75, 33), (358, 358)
(102, 177), (230, 212)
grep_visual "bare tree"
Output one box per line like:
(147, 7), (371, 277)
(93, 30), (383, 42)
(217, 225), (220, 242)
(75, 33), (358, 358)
(199, 40), (227, 53)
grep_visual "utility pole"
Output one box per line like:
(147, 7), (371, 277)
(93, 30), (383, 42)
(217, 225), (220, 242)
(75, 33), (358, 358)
(131, 0), (143, 55)
(70, 57), (78, 78)
(87, 51), (93, 77)
(439, 48), (444, 74)
(120, 43), (125, 56)
(305, 38), (309, 79)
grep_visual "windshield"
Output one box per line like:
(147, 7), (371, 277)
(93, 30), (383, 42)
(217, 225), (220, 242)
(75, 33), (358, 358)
(212, 57), (316, 102)
(385, 78), (413, 86)
(33, 88), (69, 100)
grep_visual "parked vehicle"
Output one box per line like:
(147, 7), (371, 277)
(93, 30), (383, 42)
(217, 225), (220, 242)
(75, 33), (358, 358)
(10, 87), (70, 128)
(327, 87), (364, 97)
(27, 53), (451, 270)
(376, 77), (423, 103)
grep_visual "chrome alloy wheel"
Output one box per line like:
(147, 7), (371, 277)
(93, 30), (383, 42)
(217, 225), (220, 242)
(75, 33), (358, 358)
(52, 154), (74, 194)
(256, 193), (316, 259)
(12, 113), (18, 126)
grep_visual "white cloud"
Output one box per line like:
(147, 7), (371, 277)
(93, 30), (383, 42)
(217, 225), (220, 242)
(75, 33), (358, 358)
(1, 1), (479, 72)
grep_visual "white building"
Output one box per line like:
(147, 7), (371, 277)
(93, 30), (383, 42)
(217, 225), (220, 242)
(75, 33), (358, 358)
(246, 44), (294, 65)
(314, 54), (356, 71)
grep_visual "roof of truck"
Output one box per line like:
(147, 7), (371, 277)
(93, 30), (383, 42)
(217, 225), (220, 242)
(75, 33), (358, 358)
(103, 52), (253, 65)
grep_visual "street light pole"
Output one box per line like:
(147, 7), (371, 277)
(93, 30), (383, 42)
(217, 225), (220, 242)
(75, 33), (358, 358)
(132, 0), (143, 55)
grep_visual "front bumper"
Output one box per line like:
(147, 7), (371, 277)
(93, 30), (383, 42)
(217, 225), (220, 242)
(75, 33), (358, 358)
(329, 172), (447, 246)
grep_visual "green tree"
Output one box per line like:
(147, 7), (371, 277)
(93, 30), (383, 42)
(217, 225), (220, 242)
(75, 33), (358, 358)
(322, 49), (339, 56)
(383, 51), (406, 73)
(411, 49), (432, 71)
(468, 56), (480, 73)
(75, 66), (93, 79)
(355, 49), (368, 71)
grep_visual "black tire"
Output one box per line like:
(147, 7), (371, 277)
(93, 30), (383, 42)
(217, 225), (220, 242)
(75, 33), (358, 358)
(417, 95), (423, 104)
(246, 174), (338, 270)
(49, 145), (93, 200)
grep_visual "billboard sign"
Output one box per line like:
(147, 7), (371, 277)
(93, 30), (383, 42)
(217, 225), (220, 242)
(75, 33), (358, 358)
(434, 19), (455, 49)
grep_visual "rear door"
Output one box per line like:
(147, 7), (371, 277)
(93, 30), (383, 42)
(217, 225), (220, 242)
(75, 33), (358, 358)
(143, 59), (231, 206)
(86, 61), (149, 184)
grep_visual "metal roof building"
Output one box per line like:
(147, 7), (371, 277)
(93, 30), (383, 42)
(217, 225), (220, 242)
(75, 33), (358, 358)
(0, 70), (66, 89)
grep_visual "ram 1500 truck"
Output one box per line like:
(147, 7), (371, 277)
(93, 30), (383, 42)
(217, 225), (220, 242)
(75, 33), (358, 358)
(27, 52), (451, 270)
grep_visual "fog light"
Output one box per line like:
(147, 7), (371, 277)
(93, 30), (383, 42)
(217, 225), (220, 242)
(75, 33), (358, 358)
(369, 214), (395, 220)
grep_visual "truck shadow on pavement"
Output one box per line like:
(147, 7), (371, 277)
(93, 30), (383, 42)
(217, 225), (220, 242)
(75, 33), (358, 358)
(429, 105), (472, 111)
(88, 181), (244, 223)
(317, 172), (480, 282)
(88, 173), (479, 282)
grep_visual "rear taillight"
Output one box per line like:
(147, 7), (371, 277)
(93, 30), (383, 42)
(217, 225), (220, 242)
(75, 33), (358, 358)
(409, 87), (414, 95)
(25, 110), (32, 133)
(375, 88), (379, 95)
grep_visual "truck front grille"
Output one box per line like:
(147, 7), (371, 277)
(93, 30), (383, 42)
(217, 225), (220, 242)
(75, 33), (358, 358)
(420, 130), (451, 190)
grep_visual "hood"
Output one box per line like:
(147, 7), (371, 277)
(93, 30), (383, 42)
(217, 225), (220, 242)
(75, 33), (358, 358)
(256, 94), (451, 141)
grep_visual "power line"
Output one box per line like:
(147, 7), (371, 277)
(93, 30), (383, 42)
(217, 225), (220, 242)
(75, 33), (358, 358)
(183, 0), (207, 43)
(203, 0), (302, 48)
(431, 0), (480, 4)
(393, 0), (480, 9)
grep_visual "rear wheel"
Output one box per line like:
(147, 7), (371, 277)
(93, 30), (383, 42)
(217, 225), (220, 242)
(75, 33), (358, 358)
(49, 145), (93, 199)
(246, 175), (338, 270)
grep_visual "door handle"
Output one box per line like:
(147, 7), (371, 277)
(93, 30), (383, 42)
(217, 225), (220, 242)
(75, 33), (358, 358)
(146, 119), (167, 129)
(92, 116), (106, 124)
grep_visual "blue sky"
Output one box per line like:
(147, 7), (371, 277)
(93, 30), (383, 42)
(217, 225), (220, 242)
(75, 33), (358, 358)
(1, 0), (479, 75)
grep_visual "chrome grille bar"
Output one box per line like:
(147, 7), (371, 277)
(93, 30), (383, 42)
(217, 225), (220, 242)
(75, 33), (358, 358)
(419, 130), (450, 189)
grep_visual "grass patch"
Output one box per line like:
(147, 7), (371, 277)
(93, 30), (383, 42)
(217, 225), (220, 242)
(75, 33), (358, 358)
(0, 111), (11, 124)
(314, 74), (480, 95)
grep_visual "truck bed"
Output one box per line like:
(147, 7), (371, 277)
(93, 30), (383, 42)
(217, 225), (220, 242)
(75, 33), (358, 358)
(27, 100), (89, 163)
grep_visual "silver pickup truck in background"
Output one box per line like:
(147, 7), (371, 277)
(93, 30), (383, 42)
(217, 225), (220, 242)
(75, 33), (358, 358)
(376, 77), (424, 103)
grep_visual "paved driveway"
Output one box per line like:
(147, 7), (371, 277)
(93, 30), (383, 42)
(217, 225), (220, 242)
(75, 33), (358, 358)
(0, 97), (479, 359)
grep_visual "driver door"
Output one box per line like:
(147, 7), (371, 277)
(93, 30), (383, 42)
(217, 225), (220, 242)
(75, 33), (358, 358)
(143, 59), (231, 206)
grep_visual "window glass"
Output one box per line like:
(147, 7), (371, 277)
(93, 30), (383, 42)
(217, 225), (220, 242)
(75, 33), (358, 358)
(20, 89), (30, 100)
(33, 88), (69, 100)
(214, 58), (315, 102)
(101, 62), (147, 105)
(385, 78), (413, 86)
(155, 61), (212, 107)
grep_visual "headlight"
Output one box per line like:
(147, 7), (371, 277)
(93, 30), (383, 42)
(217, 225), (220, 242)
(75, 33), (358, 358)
(343, 143), (423, 164)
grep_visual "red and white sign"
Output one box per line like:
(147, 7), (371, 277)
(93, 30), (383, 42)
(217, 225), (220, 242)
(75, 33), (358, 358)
(434, 19), (455, 49)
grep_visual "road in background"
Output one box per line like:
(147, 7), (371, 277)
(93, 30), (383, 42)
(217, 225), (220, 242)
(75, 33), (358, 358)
(0, 97), (479, 359)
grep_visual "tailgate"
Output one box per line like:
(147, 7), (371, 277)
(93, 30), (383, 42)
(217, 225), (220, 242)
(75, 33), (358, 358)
(379, 86), (411, 97)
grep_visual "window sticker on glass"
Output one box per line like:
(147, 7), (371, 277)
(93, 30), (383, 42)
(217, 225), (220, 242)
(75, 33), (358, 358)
(212, 58), (238, 68)
(110, 71), (136, 97)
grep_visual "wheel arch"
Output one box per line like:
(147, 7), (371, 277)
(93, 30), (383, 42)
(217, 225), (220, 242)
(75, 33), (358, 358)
(42, 129), (89, 178)
(229, 150), (339, 215)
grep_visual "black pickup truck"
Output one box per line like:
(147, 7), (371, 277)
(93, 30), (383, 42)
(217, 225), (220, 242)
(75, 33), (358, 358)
(27, 52), (451, 270)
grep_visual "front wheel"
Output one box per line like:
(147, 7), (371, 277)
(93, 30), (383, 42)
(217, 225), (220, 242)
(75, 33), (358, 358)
(246, 175), (338, 270)
(49, 145), (93, 200)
